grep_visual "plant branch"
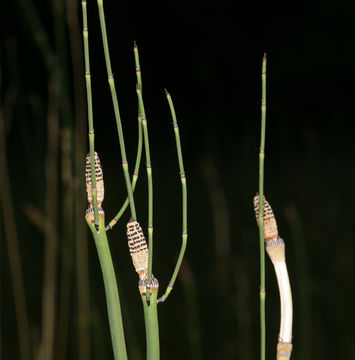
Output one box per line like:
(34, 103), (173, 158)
(158, 90), (187, 303)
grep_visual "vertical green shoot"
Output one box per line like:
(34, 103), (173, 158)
(86, 213), (128, 360)
(139, 279), (160, 360)
(158, 90), (187, 302)
(96, 0), (137, 221)
(258, 53), (267, 360)
(136, 86), (154, 284)
(81, 0), (99, 228)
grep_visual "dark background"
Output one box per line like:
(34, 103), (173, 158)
(1, 0), (354, 359)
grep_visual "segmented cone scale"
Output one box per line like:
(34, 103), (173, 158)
(253, 195), (279, 242)
(85, 152), (105, 207)
(126, 220), (149, 280)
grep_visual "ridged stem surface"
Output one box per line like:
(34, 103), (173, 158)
(96, 0), (137, 220)
(258, 53), (267, 360)
(159, 91), (187, 302)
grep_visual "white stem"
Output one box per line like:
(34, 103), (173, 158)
(274, 261), (293, 343)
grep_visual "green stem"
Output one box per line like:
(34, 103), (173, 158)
(81, 0), (99, 228)
(258, 53), (267, 360)
(159, 90), (187, 302)
(136, 86), (154, 284)
(86, 212), (128, 360)
(96, 0), (137, 220)
(139, 279), (160, 360)
(106, 43), (144, 231)
(67, 0), (91, 357)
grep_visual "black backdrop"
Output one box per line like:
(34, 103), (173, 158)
(1, 0), (355, 359)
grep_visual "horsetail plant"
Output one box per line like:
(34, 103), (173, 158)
(254, 196), (293, 359)
(82, 1), (188, 358)
(258, 53), (267, 360)
(94, 0), (160, 356)
(254, 54), (293, 359)
(158, 90), (188, 303)
(81, 2), (128, 359)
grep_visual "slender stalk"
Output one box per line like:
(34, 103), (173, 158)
(139, 279), (160, 360)
(41, 69), (61, 360)
(82, 3), (127, 359)
(57, 128), (74, 360)
(258, 53), (267, 360)
(67, 0), (91, 357)
(106, 43), (144, 231)
(81, 0), (99, 228)
(14, 0), (55, 71)
(86, 211), (128, 360)
(0, 77), (31, 360)
(96, 0), (137, 220)
(136, 84), (154, 284)
(158, 90), (187, 302)
(164, 94), (186, 286)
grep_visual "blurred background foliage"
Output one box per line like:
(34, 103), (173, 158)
(1, 0), (355, 359)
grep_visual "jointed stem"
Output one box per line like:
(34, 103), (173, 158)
(96, 0), (137, 221)
(81, 0), (99, 228)
(106, 43), (144, 231)
(158, 91), (188, 303)
(139, 279), (160, 360)
(82, 3), (127, 359)
(259, 53), (267, 360)
(136, 86), (154, 284)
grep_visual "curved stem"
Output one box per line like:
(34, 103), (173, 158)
(158, 91), (187, 302)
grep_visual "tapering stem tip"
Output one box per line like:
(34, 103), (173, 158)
(263, 52), (267, 63)
(164, 88), (170, 97)
(134, 40), (138, 49)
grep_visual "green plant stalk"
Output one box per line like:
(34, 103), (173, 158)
(106, 43), (144, 231)
(86, 212), (128, 360)
(81, 0), (99, 228)
(139, 280), (160, 360)
(133, 45), (160, 359)
(58, 128), (74, 360)
(258, 53), (267, 360)
(67, 0), (91, 357)
(159, 91), (187, 302)
(136, 87), (154, 283)
(96, 0), (137, 220)
(105, 115), (142, 230)
(15, 0), (55, 71)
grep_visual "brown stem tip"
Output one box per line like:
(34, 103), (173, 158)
(253, 195), (279, 242)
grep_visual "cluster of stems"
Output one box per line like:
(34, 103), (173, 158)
(81, 1), (188, 359)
